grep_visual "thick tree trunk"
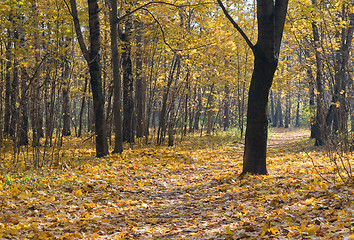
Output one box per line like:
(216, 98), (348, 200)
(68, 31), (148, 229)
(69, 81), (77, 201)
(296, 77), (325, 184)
(242, 53), (276, 175)
(240, 0), (289, 175)
(88, 0), (108, 157)
(70, 0), (108, 157)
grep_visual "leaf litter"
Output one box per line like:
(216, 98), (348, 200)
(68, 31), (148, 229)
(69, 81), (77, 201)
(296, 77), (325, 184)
(0, 128), (353, 239)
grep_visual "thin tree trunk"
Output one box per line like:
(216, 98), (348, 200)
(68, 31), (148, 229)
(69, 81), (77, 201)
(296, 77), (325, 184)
(224, 84), (230, 130)
(121, 17), (134, 143)
(206, 84), (215, 135)
(10, 27), (19, 138)
(78, 76), (88, 138)
(135, 20), (146, 139)
(311, 12), (326, 146)
(18, 68), (29, 146)
(109, 0), (123, 153)
(62, 60), (71, 136)
(157, 54), (179, 145)
(4, 24), (12, 137)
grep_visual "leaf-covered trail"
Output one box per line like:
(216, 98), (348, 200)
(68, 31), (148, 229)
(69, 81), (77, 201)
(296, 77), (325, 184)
(0, 128), (353, 239)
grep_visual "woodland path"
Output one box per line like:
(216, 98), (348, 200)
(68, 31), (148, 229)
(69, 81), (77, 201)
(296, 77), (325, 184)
(1, 128), (353, 239)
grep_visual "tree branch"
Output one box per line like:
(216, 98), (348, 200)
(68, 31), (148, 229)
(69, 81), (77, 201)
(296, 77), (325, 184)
(142, 8), (177, 54)
(216, 0), (255, 53)
(115, 1), (214, 24)
(64, 0), (90, 63)
(274, 0), (289, 56)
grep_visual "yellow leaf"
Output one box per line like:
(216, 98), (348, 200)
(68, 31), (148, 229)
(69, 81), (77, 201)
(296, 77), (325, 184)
(75, 189), (83, 197)
(224, 226), (233, 235)
(304, 198), (315, 205)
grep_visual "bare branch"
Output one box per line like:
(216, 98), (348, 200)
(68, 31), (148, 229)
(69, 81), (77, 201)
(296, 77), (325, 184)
(142, 8), (177, 54)
(115, 1), (214, 24)
(216, 0), (255, 53)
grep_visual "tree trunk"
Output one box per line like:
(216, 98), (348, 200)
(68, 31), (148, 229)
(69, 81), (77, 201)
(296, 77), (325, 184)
(31, 1), (42, 147)
(206, 84), (215, 135)
(4, 25), (12, 137)
(121, 18), (134, 144)
(78, 76), (88, 138)
(223, 84), (230, 130)
(62, 60), (71, 136)
(270, 90), (275, 126)
(311, 15), (326, 146)
(157, 54), (179, 145)
(194, 89), (202, 131)
(10, 27), (19, 138)
(135, 20), (146, 139)
(70, 0), (108, 157)
(18, 68), (29, 146)
(295, 91), (300, 127)
(110, 0), (123, 153)
(87, 0), (109, 156)
(167, 55), (181, 146)
(240, 0), (289, 175)
(276, 92), (284, 127)
(272, 92), (278, 127)
(284, 91), (290, 128)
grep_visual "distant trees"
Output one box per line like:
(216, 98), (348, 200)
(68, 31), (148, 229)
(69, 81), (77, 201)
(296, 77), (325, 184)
(0, 0), (351, 169)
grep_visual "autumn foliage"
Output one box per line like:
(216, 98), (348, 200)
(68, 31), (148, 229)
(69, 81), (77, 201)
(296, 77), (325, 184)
(0, 128), (353, 239)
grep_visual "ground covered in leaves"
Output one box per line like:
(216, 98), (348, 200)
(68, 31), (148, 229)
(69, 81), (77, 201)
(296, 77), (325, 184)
(0, 128), (353, 239)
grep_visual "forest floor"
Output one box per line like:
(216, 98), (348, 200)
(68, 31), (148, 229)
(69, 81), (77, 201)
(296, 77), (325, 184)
(0, 128), (353, 239)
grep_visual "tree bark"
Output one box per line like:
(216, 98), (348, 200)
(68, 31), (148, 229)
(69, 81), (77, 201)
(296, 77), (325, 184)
(78, 76), (88, 138)
(18, 67), (29, 146)
(110, 0), (123, 153)
(10, 27), (19, 138)
(311, 12), (326, 146)
(121, 17), (134, 143)
(62, 60), (71, 136)
(4, 24), (12, 137)
(135, 20), (146, 138)
(223, 84), (230, 130)
(87, 0), (109, 156)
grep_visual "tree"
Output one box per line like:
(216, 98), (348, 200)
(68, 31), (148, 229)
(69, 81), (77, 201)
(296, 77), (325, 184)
(69, 0), (109, 157)
(217, 0), (289, 174)
(110, 0), (123, 153)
